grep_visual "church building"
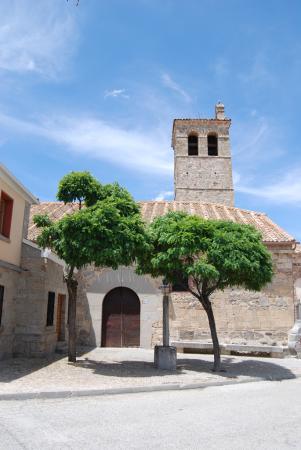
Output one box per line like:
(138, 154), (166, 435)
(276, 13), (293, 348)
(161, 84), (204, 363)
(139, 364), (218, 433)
(1, 104), (301, 359)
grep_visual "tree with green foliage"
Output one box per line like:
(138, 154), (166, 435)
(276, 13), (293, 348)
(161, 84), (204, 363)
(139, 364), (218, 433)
(34, 172), (147, 362)
(57, 171), (103, 209)
(137, 212), (273, 371)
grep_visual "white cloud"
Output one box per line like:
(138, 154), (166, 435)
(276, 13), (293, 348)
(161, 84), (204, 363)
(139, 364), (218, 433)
(161, 72), (191, 102)
(231, 114), (301, 206)
(238, 53), (274, 86)
(237, 170), (301, 205)
(232, 115), (285, 169)
(0, 112), (173, 175)
(0, 0), (77, 77)
(104, 89), (129, 99)
(233, 119), (268, 156)
(154, 191), (174, 201)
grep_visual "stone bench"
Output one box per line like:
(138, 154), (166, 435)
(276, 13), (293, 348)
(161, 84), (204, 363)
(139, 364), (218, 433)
(171, 341), (289, 358)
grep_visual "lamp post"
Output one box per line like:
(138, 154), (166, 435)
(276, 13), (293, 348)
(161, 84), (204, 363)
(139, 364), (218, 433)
(161, 279), (171, 347)
(154, 278), (177, 370)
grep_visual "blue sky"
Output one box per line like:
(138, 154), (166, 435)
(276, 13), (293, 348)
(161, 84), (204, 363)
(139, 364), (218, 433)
(1, 0), (301, 239)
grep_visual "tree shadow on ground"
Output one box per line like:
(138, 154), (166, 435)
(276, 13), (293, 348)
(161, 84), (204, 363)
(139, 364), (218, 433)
(0, 347), (297, 384)
(75, 356), (296, 381)
(0, 354), (63, 383)
(178, 357), (296, 380)
(0, 347), (91, 383)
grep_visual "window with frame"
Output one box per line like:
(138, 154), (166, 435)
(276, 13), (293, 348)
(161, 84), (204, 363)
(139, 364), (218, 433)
(0, 191), (14, 239)
(46, 292), (55, 327)
(0, 285), (4, 326)
(208, 134), (218, 156)
(188, 134), (198, 156)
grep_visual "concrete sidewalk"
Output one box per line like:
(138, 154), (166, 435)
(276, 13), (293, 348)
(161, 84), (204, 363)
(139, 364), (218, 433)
(1, 348), (301, 400)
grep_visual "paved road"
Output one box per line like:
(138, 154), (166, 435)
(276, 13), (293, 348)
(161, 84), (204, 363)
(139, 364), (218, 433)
(0, 378), (301, 450)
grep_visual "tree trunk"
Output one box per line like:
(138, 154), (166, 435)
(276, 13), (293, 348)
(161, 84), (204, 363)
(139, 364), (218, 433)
(66, 271), (78, 363)
(204, 299), (221, 372)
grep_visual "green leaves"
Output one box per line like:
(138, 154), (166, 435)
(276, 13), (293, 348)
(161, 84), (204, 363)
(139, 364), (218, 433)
(187, 258), (219, 282)
(207, 221), (273, 291)
(56, 171), (139, 212)
(136, 211), (273, 296)
(57, 171), (103, 207)
(34, 173), (147, 271)
(33, 214), (52, 228)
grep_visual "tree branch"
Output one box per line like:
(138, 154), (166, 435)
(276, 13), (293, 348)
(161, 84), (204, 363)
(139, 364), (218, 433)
(193, 277), (202, 297)
(206, 276), (222, 297)
(188, 286), (200, 301)
(188, 286), (209, 312)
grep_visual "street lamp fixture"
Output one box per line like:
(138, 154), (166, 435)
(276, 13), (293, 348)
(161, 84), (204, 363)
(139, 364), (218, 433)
(159, 278), (172, 297)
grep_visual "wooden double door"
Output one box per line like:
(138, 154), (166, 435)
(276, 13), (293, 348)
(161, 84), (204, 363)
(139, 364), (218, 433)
(101, 287), (140, 347)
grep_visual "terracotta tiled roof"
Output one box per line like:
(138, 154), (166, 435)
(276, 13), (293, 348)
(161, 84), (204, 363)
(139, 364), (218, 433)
(28, 202), (80, 242)
(28, 201), (295, 245)
(139, 201), (295, 244)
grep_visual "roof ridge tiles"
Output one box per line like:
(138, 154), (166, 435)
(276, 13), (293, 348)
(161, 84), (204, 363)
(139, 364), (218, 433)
(37, 199), (266, 217)
(28, 200), (295, 244)
(138, 200), (266, 217)
(37, 199), (266, 216)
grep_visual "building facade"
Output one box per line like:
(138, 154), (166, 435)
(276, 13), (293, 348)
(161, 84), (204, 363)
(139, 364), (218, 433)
(25, 195), (298, 357)
(0, 164), (37, 359)
(1, 104), (301, 359)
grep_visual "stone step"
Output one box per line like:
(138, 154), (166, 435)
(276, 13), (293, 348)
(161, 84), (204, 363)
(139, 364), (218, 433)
(171, 341), (289, 358)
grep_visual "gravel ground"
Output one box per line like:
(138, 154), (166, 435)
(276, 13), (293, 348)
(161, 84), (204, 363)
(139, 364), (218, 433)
(0, 347), (301, 396)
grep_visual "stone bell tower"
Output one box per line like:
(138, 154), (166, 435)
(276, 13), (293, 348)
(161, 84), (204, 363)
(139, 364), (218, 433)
(172, 103), (234, 206)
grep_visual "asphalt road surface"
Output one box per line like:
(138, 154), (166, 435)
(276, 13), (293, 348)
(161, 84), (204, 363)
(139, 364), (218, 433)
(1, 378), (301, 449)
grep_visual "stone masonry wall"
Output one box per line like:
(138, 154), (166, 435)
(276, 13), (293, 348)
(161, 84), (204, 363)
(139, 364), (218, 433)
(175, 156), (233, 202)
(152, 245), (296, 347)
(75, 268), (97, 346)
(14, 243), (67, 357)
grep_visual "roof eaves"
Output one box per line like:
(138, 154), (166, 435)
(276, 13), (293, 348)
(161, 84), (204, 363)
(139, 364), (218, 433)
(0, 164), (38, 204)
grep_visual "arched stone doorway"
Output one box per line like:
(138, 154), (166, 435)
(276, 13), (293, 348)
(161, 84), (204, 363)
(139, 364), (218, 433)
(101, 287), (140, 347)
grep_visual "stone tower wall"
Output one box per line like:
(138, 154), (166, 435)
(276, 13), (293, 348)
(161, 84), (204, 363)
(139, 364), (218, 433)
(173, 105), (234, 206)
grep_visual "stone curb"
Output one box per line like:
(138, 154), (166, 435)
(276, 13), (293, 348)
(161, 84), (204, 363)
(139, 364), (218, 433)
(1, 374), (299, 401)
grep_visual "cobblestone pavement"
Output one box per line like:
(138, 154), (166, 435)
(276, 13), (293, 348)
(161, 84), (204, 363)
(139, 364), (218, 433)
(1, 348), (301, 396)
